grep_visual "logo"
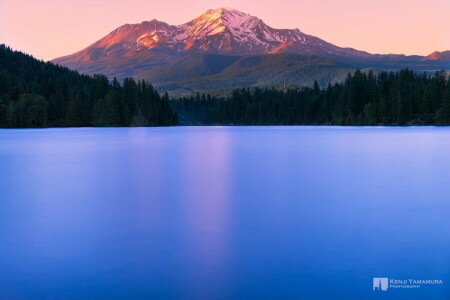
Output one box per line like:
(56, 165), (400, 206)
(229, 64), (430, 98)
(372, 277), (443, 291)
(373, 278), (389, 291)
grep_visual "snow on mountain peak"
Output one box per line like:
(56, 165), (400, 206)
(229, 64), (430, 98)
(200, 7), (252, 20)
(69, 8), (314, 56)
(180, 8), (261, 39)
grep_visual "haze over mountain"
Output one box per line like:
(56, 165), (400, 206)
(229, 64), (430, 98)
(53, 8), (450, 94)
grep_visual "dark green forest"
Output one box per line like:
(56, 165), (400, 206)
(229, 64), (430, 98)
(2, 44), (450, 128)
(172, 69), (450, 125)
(0, 45), (177, 128)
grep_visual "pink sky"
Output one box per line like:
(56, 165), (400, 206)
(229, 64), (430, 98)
(1, 0), (449, 61)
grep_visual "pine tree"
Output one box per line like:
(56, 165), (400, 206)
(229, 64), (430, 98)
(93, 91), (122, 127)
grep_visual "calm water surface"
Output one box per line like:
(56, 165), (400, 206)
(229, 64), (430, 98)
(0, 126), (449, 300)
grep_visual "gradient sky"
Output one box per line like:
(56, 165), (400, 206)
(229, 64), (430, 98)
(1, 0), (449, 61)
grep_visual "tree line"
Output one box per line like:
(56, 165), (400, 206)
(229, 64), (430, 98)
(3, 44), (450, 128)
(0, 45), (177, 128)
(171, 69), (450, 125)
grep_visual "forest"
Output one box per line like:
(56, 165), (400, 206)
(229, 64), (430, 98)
(0, 45), (177, 128)
(2, 44), (450, 127)
(172, 69), (450, 126)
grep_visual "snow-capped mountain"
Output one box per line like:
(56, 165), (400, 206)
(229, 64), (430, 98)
(53, 7), (449, 93)
(53, 8), (371, 68)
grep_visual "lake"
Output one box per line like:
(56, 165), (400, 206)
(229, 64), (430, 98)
(0, 126), (449, 299)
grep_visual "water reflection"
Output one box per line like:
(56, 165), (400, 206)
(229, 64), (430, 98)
(180, 129), (232, 299)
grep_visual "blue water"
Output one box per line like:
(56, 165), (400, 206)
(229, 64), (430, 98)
(0, 127), (449, 300)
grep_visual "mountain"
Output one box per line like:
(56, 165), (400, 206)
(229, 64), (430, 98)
(54, 8), (371, 62)
(53, 8), (450, 94)
(424, 51), (450, 62)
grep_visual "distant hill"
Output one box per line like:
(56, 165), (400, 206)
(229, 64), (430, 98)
(424, 51), (450, 62)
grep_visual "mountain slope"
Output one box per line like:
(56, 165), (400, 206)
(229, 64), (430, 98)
(137, 53), (354, 95)
(138, 54), (241, 83)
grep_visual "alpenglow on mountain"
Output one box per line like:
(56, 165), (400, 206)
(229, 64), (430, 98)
(53, 8), (450, 94)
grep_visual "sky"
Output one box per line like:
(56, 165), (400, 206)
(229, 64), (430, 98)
(0, 0), (449, 61)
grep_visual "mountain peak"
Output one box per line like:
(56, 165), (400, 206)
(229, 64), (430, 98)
(207, 7), (242, 13)
(202, 7), (249, 17)
(200, 7), (259, 22)
(184, 7), (261, 38)
(185, 8), (307, 45)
